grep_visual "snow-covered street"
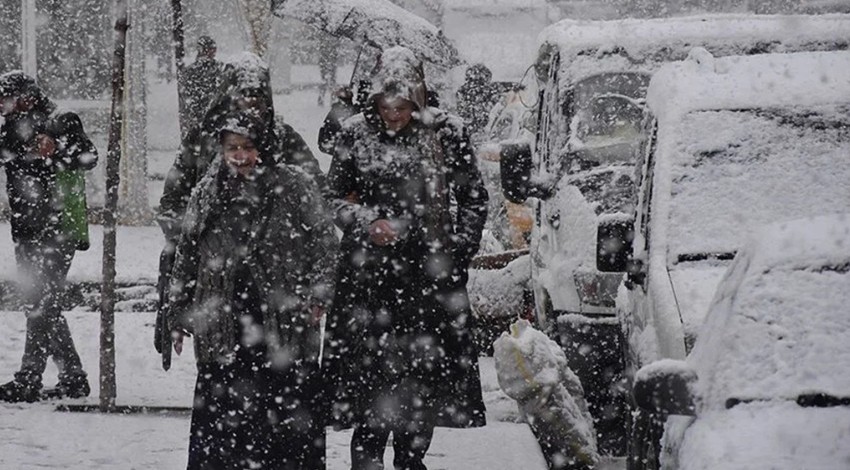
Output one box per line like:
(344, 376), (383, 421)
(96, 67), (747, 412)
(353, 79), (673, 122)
(0, 310), (552, 469)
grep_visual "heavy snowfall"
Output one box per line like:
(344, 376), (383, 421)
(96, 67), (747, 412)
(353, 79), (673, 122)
(1, 0), (849, 469)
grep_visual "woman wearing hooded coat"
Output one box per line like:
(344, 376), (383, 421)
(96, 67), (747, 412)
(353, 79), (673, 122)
(324, 46), (489, 470)
(166, 111), (337, 469)
(156, 52), (327, 363)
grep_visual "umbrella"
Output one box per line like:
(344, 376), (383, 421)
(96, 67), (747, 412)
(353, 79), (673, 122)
(272, 0), (462, 69)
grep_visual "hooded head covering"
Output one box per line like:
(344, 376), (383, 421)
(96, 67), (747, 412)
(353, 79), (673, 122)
(368, 46), (428, 112)
(0, 70), (55, 115)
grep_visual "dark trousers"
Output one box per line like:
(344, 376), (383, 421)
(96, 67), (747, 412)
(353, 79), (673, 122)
(350, 412), (435, 470)
(188, 346), (326, 470)
(13, 240), (85, 388)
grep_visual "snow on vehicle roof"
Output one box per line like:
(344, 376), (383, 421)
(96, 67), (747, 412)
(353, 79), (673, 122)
(537, 14), (850, 82)
(648, 50), (850, 121)
(539, 14), (850, 58)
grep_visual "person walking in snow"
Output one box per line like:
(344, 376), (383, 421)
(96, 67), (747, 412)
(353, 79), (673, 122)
(324, 46), (489, 470)
(0, 71), (97, 403)
(181, 35), (223, 135)
(156, 53), (326, 361)
(456, 63), (499, 141)
(166, 111), (337, 469)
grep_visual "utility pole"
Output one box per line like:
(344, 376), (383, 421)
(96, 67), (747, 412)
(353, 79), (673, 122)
(21, 0), (37, 78)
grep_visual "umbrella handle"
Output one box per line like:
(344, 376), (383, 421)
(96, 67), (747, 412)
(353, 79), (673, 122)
(349, 39), (366, 87)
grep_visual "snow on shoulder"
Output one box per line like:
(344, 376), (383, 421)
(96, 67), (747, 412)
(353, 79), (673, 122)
(647, 50), (850, 122)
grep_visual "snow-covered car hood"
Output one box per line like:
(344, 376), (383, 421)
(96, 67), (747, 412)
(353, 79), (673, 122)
(667, 263), (728, 346)
(674, 401), (850, 470)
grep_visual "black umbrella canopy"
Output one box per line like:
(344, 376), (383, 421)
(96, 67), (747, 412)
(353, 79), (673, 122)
(272, 0), (462, 68)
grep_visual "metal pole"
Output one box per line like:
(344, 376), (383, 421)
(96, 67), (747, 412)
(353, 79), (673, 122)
(170, 0), (188, 138)
(100, 1), (129, 413)
(21, 0), (37, 78)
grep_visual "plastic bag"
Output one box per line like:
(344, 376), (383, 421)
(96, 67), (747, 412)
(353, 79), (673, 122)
(494, 319), (599, 469)
(56, 169), (90, 251)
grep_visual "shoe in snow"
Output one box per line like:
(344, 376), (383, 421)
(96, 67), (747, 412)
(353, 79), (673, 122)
(41, 377), (91, 400)
(0, 380), (41, 403)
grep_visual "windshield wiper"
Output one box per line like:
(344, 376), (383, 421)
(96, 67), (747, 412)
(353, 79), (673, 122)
(677, 252), (736, 263)
(726, 394), (850, 410)
(797, 394), (850, 408)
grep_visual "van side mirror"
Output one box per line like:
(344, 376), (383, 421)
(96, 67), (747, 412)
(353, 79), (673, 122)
(500, 142), (554, 203)
(633, 360), (697, 417)
(624, 259), (646, 290)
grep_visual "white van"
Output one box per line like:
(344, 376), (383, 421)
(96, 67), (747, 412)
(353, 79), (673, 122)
(620, 50), (850, 468)
(497, 13), (850, 457)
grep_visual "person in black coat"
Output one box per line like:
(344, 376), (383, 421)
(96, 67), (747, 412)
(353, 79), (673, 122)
(155, 53), (326, 360)
(181, 35), (223, 134)
(0, 71), (97, 403)
(167, 111), (337, 469)
(324, 46), (489, 470)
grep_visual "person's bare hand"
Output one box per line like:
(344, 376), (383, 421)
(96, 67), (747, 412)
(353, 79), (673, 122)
(172, 329), (189, 355)
(309, 305), (325, 326)
(369, 219), (398, 246)
(35, 134), (56, 159)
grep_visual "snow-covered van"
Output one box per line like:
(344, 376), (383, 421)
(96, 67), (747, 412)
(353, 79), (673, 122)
(632, 215), (850, 470)
(498, 13), (850, 456)
(620, 50), (850, 468)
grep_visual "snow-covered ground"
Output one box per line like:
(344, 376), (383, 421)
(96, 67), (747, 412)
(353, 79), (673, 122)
(0, 310), (551, 469)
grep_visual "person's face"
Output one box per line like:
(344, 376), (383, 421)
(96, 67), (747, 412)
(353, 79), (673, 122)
(222, 132), (259, 177)
(377, 96), (415, 132)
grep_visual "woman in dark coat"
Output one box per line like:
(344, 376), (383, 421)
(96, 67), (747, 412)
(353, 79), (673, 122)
(324, 46), (489, 470)
(167, 112), (337, 469)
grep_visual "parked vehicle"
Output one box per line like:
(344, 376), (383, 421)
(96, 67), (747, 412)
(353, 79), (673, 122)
(632, 214), (850, 469)
(620, 50), (850, 468)
(498, 14), (850, 456)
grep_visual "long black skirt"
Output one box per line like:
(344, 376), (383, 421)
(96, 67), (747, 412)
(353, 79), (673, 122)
(187, 346), (326, 470)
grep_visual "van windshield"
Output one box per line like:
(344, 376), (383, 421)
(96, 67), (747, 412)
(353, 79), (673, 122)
(668, 105), (850, 260)
(564, 72), (650, 171)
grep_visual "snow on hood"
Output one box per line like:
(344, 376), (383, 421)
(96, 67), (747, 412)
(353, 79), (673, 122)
(745, 214), (850, 274)
(368, 46), (428, 111)
(677, 402), (850, 470)
(648, 50), (850, 123)
(688, 215), (850, 410)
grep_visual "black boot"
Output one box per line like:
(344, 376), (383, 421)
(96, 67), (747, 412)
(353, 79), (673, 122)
(0, 380), (41, 403)
(41, 376), (91, 399)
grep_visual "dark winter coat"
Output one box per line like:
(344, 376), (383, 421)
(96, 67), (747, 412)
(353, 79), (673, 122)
(158, 54), (324, 238)
(0, 90), (97, 244)
(324, 49), (489, 429)
(456, 64), (499, 139)
(181, 56), (223, 132)
(167, 157), (338, 366)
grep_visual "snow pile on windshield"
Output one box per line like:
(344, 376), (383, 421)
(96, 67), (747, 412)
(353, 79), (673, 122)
(689, 215), (850, 410)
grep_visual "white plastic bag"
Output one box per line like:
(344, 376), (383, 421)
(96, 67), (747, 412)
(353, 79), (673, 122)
(494, 319), (599, 469)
